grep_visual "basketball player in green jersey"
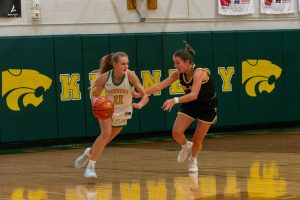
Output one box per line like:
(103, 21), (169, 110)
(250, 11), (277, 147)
(74, 52), (148, 178)
(136, 41), (217, 173)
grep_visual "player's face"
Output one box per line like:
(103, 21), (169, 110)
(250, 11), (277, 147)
(114, 56), (129, 75)
(173, 56), (189, 73)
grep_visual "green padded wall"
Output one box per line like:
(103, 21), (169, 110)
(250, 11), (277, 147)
(82, 35), (110, 137)
(283, 30), (300, 122)
(0, 30), (300, 144)
(237, 31), (286, 125)
(213, 32), (240, 127)
(54, 35), (86, 138)
(188, 32), (214, 79)
(0, 36), (58, 142)
(136, 33), (166, 133)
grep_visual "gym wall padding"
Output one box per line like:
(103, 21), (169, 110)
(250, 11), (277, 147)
(54, 35), (87, 139)
(136, 33), (166, 133)
(283, 30), (300, 122)
(0, 30), (299, 144)
(81, 35), (110, 137)
(212, 31), (240, 127)
(237, 31), (286, 125)
(0, 36), (58, 142)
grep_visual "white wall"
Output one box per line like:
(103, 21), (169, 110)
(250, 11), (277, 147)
(0, 0), (300, 36)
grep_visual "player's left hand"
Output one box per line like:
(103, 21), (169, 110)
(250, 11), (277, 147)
(132, 103), (143, 109)
(162, 99), (175, 112)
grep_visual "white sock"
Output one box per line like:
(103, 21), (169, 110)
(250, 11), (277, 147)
(88, 160), (96, 166)
(182, 141), (190, 148)
(85, 148), (91, 157)
(190, 156), (197, 161)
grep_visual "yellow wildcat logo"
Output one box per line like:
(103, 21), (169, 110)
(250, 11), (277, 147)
(2, 69), (52, 111)
(242, 60), (282, 97)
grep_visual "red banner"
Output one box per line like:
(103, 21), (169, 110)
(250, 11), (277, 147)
(219, 0), (254, 15)
(260, 0), (295, 14)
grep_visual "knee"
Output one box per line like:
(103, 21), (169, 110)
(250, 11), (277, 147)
(172, 129), (183, 139)
(100, 128), (112, 142)
(100, 132), (111, 142)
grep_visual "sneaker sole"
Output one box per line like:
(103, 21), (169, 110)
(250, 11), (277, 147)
(84, 175), (97, 178)
(188, 168), (198, 173)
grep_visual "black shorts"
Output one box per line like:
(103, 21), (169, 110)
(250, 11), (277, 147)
(178, 101), (217, 124)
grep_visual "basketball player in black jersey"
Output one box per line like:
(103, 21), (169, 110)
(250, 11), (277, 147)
(142, 41), (217, 173)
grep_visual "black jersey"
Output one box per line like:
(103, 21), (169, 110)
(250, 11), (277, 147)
(178, 65), (217, 122)
(179, 66), (217, 110)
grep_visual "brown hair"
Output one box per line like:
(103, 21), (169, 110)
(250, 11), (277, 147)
(90, 52), (128, 95)
(98, 53), (114, 74)
(173, 41), (196, 63)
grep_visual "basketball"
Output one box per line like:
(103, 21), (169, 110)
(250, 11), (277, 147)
(92, 97), (114, 120)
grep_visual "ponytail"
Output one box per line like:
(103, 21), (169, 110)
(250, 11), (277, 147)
(90, 53), (114, 96)
(183, 40), (196, 56)
(90, 52), (128, 97)
(173, 40), (196, 63)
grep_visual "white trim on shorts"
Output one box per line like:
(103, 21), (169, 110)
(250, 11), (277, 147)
(197, 116), (218, 124)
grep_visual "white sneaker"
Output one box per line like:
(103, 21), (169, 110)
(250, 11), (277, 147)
(188, 156), (198, 173)
(84, 164), (97, 178)
(177, 141), (193, 163)
(74, 147), (91, 169)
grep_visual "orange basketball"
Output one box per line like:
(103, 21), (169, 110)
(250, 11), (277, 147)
(92, 97), (114, 120)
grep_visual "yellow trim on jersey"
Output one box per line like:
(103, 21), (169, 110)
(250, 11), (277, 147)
(182, 64), (195, 84)
(194, 67), (210, 84)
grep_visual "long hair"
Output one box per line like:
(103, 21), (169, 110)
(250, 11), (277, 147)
(173, 41), (196, 63)
(98, 52), (128, 74)
(99, 53), (114, 74)
(90, 52), (128, 96)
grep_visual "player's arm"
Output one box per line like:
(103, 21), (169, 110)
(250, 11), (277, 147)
(176, 69), (205, 103)
(146, 70), (179, 95)
(162, 70), (206, 111)
(128, 71), (149, 109)
(91, 72), (109, 103)
(132, 70), (179, 98)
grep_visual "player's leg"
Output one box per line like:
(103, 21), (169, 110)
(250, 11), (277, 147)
(84, 118), (114, 178)
(74, 118), (113, 170)
(89, 118), (114, 160)
(188, 120), (211, 173)
(106, 118), (128, 144)
(106, 127), (123, 144)
(172, 114), (194, 163)
(192, 120), (211, 157)
(172, 113), (194, 145)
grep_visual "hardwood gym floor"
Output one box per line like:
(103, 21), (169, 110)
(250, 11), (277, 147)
(0, 127), (299, 200)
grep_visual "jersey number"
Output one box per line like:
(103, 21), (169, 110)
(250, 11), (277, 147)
(114, 95), (123, 105)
